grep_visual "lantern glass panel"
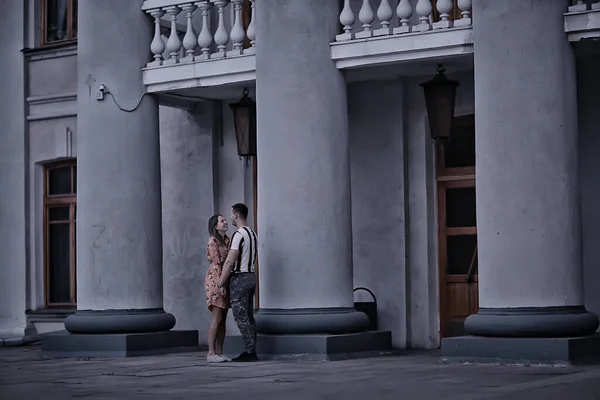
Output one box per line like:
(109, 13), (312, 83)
(423, 83), (458, 141)
(233, 106), (251, 156)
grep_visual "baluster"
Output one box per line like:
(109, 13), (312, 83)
(164, 6), (182, 64)
(181, 3), (197, 62)
(229, 0), (245, 56)
(213, 0), (229, 58)
(244, 0), (256, 54)
(433, 0), (453, 29)
(195, 1), (213, 60)
(374, 0), (393, 36)
(568, 1), (588, 12)
(393, 0), (413, 34)
(336, 0), (355, 41)
(355, 0), (375, 39)
(413, 0), (432, 32)
(147, 9), (165, 66)
(454, 0), (472, 27)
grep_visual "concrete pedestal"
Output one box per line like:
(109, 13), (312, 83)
(223, 331), (393, 361)
(41, 0), (185, 357)
(253, 0), (384, 350)
(442, 334), (600, 366)
(442, 0), (599, 364)
(42, 330), (200, 358)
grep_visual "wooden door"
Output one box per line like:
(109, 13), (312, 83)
(436, 114), (478, 338)
(253, 156), (259, 310)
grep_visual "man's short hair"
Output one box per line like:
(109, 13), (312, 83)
(232, 203), (249, 219)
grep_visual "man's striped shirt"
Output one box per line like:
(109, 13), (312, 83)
(229, 226), (258, 273)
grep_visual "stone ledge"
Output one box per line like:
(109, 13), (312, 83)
(223, 331), (393, 361)
(41, 330), (200, 358)
(26, 309), (74, 322)
(440, 334), (600, 366)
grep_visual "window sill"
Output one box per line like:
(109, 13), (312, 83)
(22, 42), (77, 61)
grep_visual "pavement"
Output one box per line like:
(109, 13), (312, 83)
(1, 345), (600, 399)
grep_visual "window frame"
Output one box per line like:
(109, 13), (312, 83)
(40, 0), (77, 47)
(435, 114), (476, 178)
(43, 160), (77, 308)
(432, 0), (463, 22)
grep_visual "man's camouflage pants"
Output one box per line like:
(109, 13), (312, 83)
(230, 272), (257, 353)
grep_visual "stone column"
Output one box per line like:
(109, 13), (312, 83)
(254, 0), (369, 335)
(465, 0), (598, 338)
(0, 0), (27, 344)
(52, 1), (195, 352)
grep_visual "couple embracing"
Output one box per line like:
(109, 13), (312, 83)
(204, 203), (258, 363)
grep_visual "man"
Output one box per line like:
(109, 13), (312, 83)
(218, 203), (259, 362)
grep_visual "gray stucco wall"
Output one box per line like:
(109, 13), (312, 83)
(406, 69), (474, 348)
(404, 74), (439, 349)
(348, 79), (408, 348)
(577, 55), (600, 323)
(26, 47), (78, 323)
(159, 103), (215, 341)
(28, 117), (77, 312)
(347, 70), (473, 349)
(215, 99), (255, 337)
(0, 0), (28, 339)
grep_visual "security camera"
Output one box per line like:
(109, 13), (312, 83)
(96, 84), (108, 100)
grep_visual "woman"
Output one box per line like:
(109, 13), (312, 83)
(205, 214), (231, 363)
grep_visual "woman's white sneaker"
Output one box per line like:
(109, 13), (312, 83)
(207, 354), (227, 363)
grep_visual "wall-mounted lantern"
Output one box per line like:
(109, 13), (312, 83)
(420, 64), (459, 141)
(229, 87), (257, 157)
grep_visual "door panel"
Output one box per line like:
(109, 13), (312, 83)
(436, 115), (478, 339)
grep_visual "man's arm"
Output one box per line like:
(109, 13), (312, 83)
(219, 249), (239, 287)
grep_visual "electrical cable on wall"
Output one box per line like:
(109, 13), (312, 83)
(107, 91), (148, 113)
(95, 83), (148, 113)
(96, 84), (213, 112)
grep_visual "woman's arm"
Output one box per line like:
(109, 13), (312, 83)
(206, 238), (219, 265)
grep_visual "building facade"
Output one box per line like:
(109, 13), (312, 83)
(1, 0), (600, 360)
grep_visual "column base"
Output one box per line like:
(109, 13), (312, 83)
(441, 334), (600, 366)
(41, 330), (200, 358)
(0, 326), (27, 343)
(223, 331), (393, 361)
(65, 308), (176, 334)
(464, 306), (599, 337)
(256, 308), (370, 334)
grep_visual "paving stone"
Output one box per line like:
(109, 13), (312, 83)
(1, 345), (600, 399)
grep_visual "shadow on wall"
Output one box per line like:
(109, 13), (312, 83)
(577, 55), (600, 327)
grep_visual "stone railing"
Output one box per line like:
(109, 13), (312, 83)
(336, 0), (472, 42)
(141, 0), (255, 67)
(568, 0), (600, 12)
(564, 0), (600, 42)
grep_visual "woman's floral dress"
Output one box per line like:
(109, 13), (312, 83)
(204, 235), (231, 311)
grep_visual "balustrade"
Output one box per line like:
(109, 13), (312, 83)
(568, 0), (600, 12)
(336, 0), (471, 42)
(142, 0), (255, 67)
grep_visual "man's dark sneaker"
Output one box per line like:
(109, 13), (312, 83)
(231, 351), (259, 362)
